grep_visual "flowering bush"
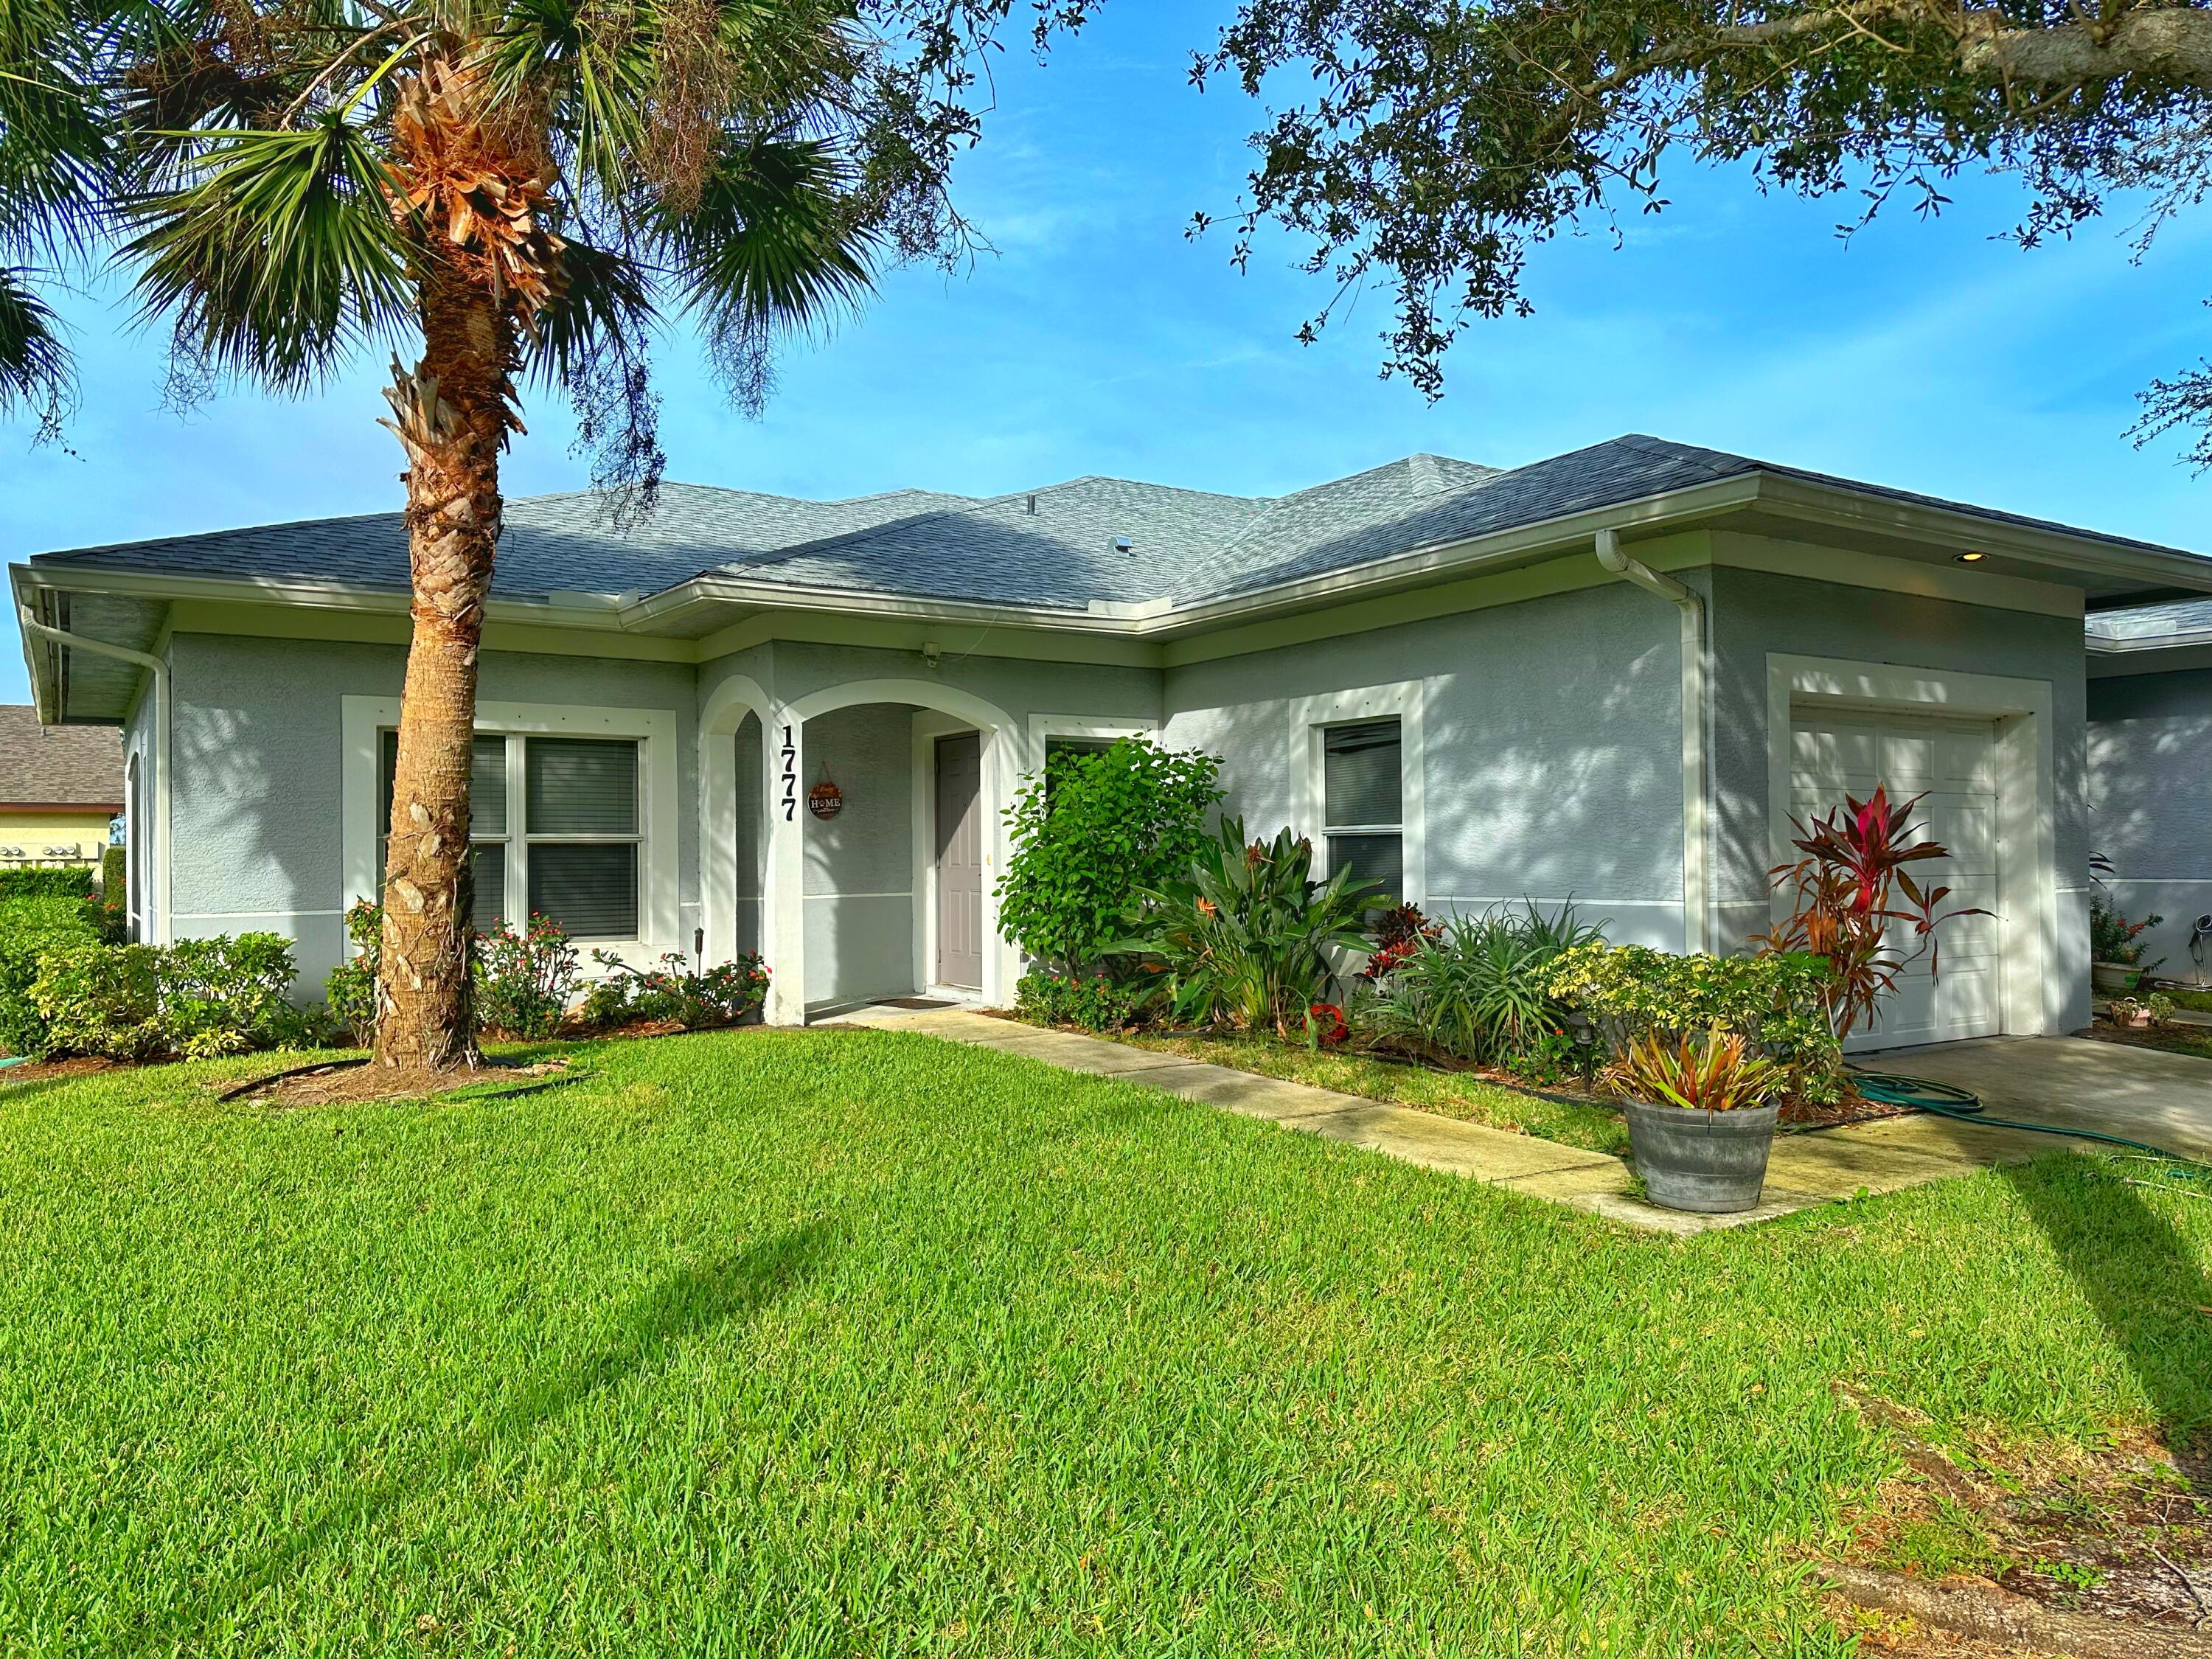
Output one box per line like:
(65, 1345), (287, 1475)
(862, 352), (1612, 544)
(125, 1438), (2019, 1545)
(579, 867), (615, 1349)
(1015, 969), (1152, 1032)
(582, 950), (769, 1031)
(473, 914), (580, 1037)
(2089, 893), (2164, 970)
(1545, 942), (1842, 1104)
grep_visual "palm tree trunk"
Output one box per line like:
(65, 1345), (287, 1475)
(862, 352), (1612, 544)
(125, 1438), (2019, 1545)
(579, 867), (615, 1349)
(372, 276), (516, 1071)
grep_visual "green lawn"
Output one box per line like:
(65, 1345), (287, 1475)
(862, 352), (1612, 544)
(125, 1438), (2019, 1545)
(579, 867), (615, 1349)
(4, 1029), (2208, 1655)
(1110, 1028), (1629, 1154)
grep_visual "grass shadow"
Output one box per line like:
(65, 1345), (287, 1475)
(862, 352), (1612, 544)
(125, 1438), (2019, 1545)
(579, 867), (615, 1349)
(2001, 1155), (2212, 1444)
(124, 1220), (834, 1652)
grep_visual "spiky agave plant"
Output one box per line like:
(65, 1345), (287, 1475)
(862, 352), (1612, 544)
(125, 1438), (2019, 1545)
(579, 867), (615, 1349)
(108, 0), (1085, 1068)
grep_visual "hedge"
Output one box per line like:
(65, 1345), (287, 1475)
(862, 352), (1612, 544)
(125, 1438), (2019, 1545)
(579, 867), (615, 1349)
(0, 866), (95, 901)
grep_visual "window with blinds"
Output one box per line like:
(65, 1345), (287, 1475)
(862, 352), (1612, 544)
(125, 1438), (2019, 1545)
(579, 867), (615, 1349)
(524, 737), (639, 938)
(377, 731), (641, 939)
(1321, 719), (1402, 902)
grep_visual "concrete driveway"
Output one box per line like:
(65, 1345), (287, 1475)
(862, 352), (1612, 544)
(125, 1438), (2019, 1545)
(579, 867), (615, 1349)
(1854, 1035), (2212, 1164)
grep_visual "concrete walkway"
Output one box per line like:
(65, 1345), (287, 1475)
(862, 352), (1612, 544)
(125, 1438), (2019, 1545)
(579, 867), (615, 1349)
(839, 1009), (2207, 1234)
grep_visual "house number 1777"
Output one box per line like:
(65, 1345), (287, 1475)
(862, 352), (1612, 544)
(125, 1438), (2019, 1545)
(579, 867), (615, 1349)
(781, 725), (797, 821)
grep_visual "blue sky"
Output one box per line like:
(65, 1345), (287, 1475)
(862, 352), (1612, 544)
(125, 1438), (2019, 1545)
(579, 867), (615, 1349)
(8, 0), (2211, 708)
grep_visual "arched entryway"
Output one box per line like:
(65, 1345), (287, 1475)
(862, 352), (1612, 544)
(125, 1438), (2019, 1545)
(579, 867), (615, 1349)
(702, 675), (1019, 1024)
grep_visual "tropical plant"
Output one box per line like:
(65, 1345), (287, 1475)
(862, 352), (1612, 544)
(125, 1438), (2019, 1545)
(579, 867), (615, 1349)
(1754, 787), (1985, 1043)
(1606, 1026), (1784, 1114)
(1356, 901), (1441, 982)
(1543, 942), (1842, 1102)
(1355, 900), (1602, 1069)
(2090, 892), (2166, 970)
(997, 739), (1223, 973)
(96, 0), (1084, 1071)
(1107, 817), (1378, 1035)
(0, 0), (112, 429)
(27, 931), (302, 1060)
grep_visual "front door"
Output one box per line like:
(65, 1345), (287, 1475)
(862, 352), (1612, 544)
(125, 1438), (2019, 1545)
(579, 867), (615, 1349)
(934, 732), (984, 990)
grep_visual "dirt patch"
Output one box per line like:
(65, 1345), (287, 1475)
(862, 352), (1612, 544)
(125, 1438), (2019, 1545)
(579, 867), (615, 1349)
(1783, 1092), (1920, 1133)
(0, 1055), (122, 1087)
(2079, 1024), (2212, 1064)
(1821, 1385), (2212, 1656)
(222, 1056), (579, 1108)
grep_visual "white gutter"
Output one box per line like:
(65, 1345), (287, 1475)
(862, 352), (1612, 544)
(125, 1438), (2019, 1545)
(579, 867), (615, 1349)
(17, 608), (169, 945)
(1594, 529), (1709, 954)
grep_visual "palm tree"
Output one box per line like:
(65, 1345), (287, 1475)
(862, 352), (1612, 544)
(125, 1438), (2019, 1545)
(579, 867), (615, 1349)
(107, 0), (1057, 1069)
(0, 0), (113, 428)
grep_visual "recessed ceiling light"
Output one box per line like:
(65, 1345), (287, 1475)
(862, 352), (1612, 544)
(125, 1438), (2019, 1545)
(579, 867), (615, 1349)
(1955, 552), (1986, 563)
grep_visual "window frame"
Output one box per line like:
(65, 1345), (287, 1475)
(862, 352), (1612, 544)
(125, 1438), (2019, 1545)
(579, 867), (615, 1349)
(342, 698), (678, 958)
(1291, 681), (1425, 908)
(1318, 718), (1405, 901)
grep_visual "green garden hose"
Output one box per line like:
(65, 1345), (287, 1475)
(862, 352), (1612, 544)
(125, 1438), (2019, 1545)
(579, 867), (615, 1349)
(1849, 1068), (2209, 1168)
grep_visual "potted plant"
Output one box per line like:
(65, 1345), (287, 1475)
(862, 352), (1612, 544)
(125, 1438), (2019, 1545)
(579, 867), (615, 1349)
(1607, 1026), (1787, 1214)
(2089, 891), (2163, 995)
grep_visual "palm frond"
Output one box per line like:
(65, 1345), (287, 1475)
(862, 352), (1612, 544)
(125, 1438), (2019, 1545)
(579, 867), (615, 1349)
(528, 234), (656, 389)
(655, 131), (875, 406)
(123, 111), (412, 388)
(0, 265), (71, 427)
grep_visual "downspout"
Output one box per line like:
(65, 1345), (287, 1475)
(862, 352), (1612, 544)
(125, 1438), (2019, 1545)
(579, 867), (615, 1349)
(1594, 529), (1709, 953)
(17, 608), (170, 946)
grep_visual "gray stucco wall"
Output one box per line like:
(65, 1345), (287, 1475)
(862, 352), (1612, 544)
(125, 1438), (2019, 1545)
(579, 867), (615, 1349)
(1161, 582), (1688, 948)
(2089, 667), (2212, 985)
(164, 632), (699, 989)
(732, 711), (763, 953)
(1703, 563), (2090, 1026)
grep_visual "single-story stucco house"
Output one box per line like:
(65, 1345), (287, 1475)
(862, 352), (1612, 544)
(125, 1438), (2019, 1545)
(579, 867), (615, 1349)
(13, 434), (2212, 1043)
(0, 703), (122, 869)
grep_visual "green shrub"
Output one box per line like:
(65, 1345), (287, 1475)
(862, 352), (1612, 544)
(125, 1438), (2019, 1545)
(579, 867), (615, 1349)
(582, 950), (770, 1031)
(100, 845), (125, 919)
(997, 738), (1222, 972)
(0, 866), (94, 901)
(324, 899), (383, 1047)
(1015, 969), (1152, 1032)
(29, 933), (302, 1061)
(473, 915), (581, 1037)
(2089, 893), (2163, 970)
(0, 892), (106, 1057)
(30, 942), (164, 1060)
(1109, 817), (1377, 1034)
(158, 934), (304, 1057)
(1354, 901), (1604, 1074)
(1545, 943), (1842, 1102)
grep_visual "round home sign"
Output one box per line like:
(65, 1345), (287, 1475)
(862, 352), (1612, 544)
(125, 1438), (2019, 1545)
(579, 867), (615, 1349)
(807, 778), (844, 819)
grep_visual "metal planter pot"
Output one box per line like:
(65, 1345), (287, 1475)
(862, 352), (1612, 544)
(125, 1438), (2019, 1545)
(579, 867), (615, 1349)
(1621, 1097), (1780, 1214)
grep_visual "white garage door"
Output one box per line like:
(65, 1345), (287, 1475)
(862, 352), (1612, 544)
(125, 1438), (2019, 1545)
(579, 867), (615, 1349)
(1788, 706), (2005, 1051)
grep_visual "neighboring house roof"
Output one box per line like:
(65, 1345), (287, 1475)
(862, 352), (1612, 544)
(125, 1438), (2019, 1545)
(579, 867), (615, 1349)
(28, 434), (2208, 614)
(0, 704), (123, 809)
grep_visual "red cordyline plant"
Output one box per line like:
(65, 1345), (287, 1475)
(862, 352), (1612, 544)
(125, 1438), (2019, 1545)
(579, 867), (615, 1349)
(1755, 787), (1987, 1043)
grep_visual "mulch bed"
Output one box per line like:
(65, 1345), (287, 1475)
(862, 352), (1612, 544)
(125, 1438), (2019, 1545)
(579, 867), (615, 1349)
(220, 1055), (587, 1109)
(2079, 1023), (2212, 1060)
(1821, 1385), (2212, 1657)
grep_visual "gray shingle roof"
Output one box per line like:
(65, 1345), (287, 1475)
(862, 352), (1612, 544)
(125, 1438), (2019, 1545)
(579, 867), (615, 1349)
(27, 435), (2203, 613)
(0, 705), (122, 807)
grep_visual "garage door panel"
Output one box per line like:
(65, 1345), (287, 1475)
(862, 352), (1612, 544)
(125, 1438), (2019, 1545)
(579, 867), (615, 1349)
(1790, 705), (2004, 1049)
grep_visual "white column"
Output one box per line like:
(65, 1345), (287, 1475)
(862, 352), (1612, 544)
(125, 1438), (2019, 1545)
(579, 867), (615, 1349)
(764, 709), (808, 1024)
